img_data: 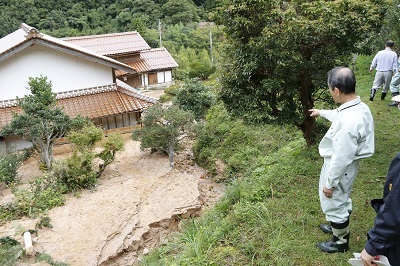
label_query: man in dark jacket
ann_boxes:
[360,152,400,266]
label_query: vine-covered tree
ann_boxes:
[215,0,387,145]
[1,76,87,169]
[132,104,194,168]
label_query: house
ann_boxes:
[62,32,179,89]
[0,23,157,151]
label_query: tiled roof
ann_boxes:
[62,32,151,56]
[0,83,157,129]
[0,23,134,73]
[115,48,178,76]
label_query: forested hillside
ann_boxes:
[0,0,218,38]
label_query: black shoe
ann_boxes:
[369,89,376,101]
[381,92,387,100]
[316,239,349,253]
[317,233,350,253]
[319,223,332,234]
[388,101,398,106]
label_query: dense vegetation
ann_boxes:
[215,0,387,146]
[0,0,219,38]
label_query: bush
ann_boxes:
[0,150,25,185]
[0,237,23,265]
[12,174,65,217]
[53,151,97,192]
[164,82,182,96]
[188,62,215,80]
[54,126,124,192]
[174,78,215,120]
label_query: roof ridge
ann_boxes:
[19,23,33,33]
[62,31,140,40]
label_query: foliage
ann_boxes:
[193,103,300,176]
[97,134,125,175]
[214,0,388,145]
[11,174,66,218]
[35,253,69,266]
[36,216,53,229]
[170,44,218,80]
[53,124,124,192]
[0,236,23,266]
[164,82,181,96]
[0,149,24,185]
[0,173,65,221]
[0,76,89,169]
[0,125,124,223]
[53,151,98,192]
[357,0,400,55]
[174,78,215,120]
[0,0,218,38]
[56,126,98,190]
[67,124,103,152]
[162,0,200,25]
[132,103,194,168]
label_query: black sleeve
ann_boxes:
[365,153,400,255]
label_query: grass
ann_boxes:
[140,55,400,266]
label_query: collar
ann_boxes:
[337,96,361,112]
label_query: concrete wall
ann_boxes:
[4,135,33,151]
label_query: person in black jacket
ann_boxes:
[360,152,400,266]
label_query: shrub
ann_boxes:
[0,236,23,265]
[54,125,124,192]
[0,150,25,185]
[53,151,97,192]
[174,78,215,120]
[164,82,182,96]
[12,173,65,217]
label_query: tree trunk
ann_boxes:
[298,69,316,147]
[168,146,174,169]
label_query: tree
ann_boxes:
[174,78,215,120]
[162,0,200,25]
[1,76,87,169]
[214,0,387,146]
[132,104,194,168]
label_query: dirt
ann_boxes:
[0,89,225,266]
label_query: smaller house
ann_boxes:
[63,32,179,89]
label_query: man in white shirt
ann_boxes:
[369,40,398,101]
[388,58,400,106]
[309,67,375,253]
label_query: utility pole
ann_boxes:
[209,29,213,66]
[158,20,162,47]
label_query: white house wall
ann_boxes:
[157,71,165,83]
[156,71,172,84]
[0,44,113,101]
[165,70,172,82]
[142,73,148,86]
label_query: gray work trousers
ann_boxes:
[319,158,359,224]
[372,71,393,93]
